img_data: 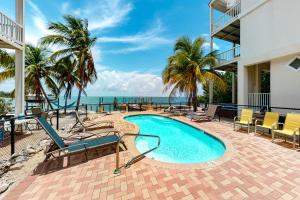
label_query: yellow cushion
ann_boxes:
[284,113,300,132]
[239,109,253,123]
[262,112,279,129]
[257,124,273,129]
[238,120,250,125]
[273,129,299,136]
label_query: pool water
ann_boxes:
[124,115,226,164]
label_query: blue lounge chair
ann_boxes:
[37,117,123,163]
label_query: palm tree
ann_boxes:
[162,36,226,112]
[0,50,15,96]
[41,15,97,111]
[0,46,59,108]
[53,56,79,113]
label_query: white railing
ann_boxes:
[212,1,241,34]
[248,93,270,110]
[216,45,240,66]
[0,11,23,46]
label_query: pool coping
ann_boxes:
[120,113,235,170]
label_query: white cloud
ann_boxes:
[99,20,172,53]
[26,0,50,45]
[60,0,133,31]
[86,0,133,31]
[85,70,167,96]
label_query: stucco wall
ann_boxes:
[240,0,300,66]
[271,55,300,109]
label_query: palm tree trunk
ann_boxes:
[38,79,53,110]
[76,78,83,111]
[64,96,68,114]
[192,84,198,112]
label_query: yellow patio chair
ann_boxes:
[272,113,300,149]
[255,112,279,134]
[234,109,254,134]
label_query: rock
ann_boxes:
[10,162,23,170]
[18,149,29,157]
[15,155,28,163]
[0,182,9,194]
[0,161,11,177]
[26,145,36,155]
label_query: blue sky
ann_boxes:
[0,0,227,96]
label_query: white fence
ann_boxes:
[212,1,241,34]
[0,11,23,46]
[248,93,270,110]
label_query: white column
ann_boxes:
[209,81,214,104]
[237,61,248,105]
[15,0,25,115]
[232,72,236,104]
[209,6,214,51]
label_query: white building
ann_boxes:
[0,0,25,115]
[209,0,300,110]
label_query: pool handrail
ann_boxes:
[114,133,160,174]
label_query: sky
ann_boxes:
[0,0,228,97]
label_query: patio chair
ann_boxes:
[272,113,300,149]
[32,107,54,125]
[69,110,114,132]
[37,117,124,163]
[191,105,219,122]
[234,109,254,134]
[254,112,279,134]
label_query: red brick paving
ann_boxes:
[4,112,300,200]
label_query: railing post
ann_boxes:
[85,104,88,119]
[56,109,59,130]
[10,118,15,155]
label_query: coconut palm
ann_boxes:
[0,46,59,108]
[162,36,226,112]
[52,56,79,113]
[0,50,15,90]
[41,15,97,111]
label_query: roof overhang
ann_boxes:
[209,0,228,12]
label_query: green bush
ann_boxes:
[0,98,12,115]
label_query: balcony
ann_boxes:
[215,46,240,71]
[0,11,24,49]
[211,1,241,44]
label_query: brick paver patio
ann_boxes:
[4,112,300,200]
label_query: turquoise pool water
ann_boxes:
[124,115,226,164]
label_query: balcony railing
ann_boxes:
[248,93,270,110]
[0,11,24,46]
[216,45,240,66]
[212,1,241,34]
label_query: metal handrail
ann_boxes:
[114,133,160,174]
[212,1,241,34]
[216,45,240,65]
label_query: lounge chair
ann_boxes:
[164,106,176,113]
[254,112,279,134]
[37,117,123,163]
[191,105,218,122]
[272,113,300,149]
[70,110,114,132]
[234,109,254,134]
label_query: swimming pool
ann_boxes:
[124,115,226,164]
